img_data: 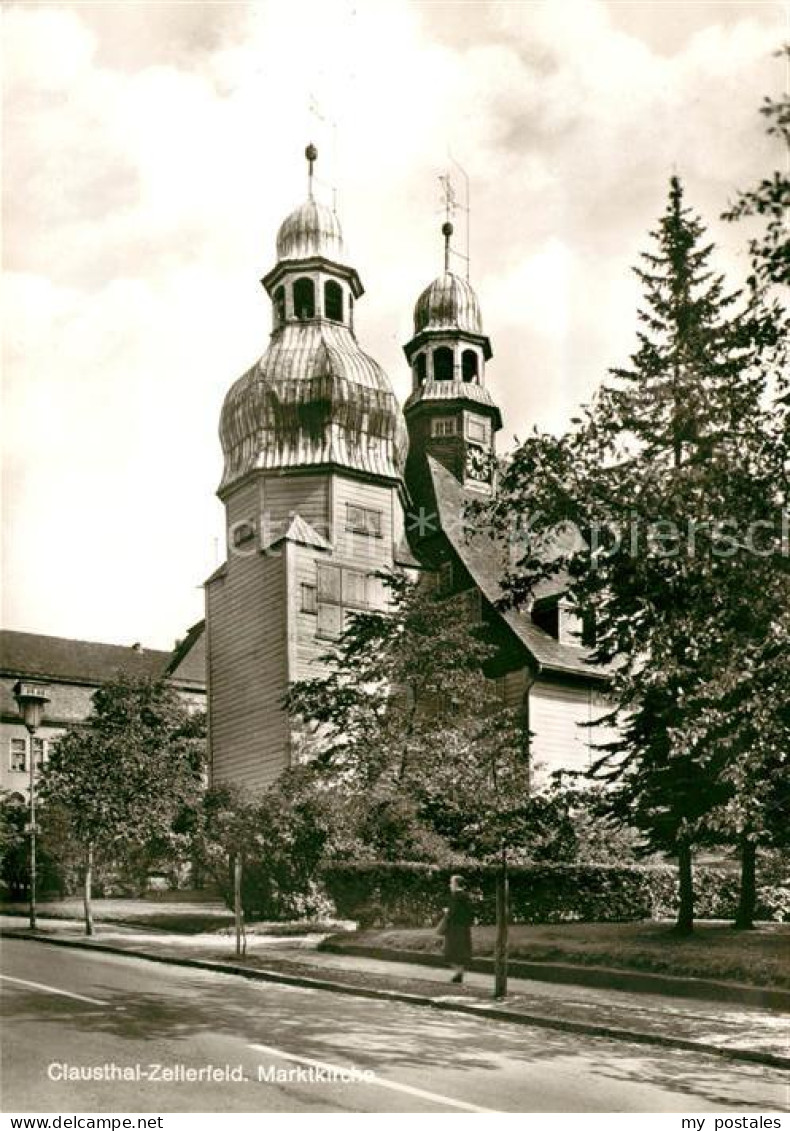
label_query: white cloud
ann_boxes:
[2,0,784,646]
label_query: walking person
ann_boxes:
[438,874,474,984]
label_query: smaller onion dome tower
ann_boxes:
[403,221,502,515]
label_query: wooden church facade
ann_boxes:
[205,149,612,792]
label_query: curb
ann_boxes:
[4,930,789,1072]
[319,942,790,1012]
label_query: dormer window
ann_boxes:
[462,349,479,382]
[293,277,315,319]
[433,346,453,381]
[324,279,343,322]
[532,598,559,639]
[273,286,286,327]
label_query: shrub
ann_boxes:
[320,860,790,925]
[321,862,667,926]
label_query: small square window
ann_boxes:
[365,509,382,537]
[317,563,342,603]
[33,738,46,768]
[231,521,255,547]
[317,603,343,639]
[10,738,26,773]
[431,417,457,438]
[343,569,368,608]
[346,504,365,531]
[315,564,369,639]
[346,504,382,537]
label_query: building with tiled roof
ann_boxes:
[0,626,205,800]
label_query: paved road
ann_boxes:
[1,939,787,1113]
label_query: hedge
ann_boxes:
[320,861,787,926]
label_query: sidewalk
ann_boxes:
[2,915,787,1069]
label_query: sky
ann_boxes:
[2,0,787,651]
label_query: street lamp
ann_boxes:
[13,681,50,930]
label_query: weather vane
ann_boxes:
[437,155,471,279]
[308,93,339,212]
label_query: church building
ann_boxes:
[205,147,612,792]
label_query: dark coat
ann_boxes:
[441,891,474,966]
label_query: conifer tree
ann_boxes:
[487,177,773,932]
[696,52,790,928]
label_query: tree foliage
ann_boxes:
[199,773,333,921]
[39,676,205,930]
[484,176,785,931]
[722,46,790,292]
[286,570,570,864]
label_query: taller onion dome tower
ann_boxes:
[403,221,502,517]
[207,146,411,792]
[219,144,407,491]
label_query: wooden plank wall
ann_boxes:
[331,478,397,566]
[262,475,330,544]
[529,679,615,783]
[207,478,290,790]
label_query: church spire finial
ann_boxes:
[442,220,453,273]
[305,143,318,201]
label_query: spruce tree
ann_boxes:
[488,176,772,933]
[699,53,790,928]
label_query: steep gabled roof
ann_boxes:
[164,620,206,689]
[427,457,608,682]
[0,630,172,686]
[262,513,333,553]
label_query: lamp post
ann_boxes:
[13,681,50,930]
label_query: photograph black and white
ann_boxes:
[1,0,788,1120]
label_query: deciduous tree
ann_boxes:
[40,676,205,934]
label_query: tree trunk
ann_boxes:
[734,838,757,931]
[494,846,509,999]
[83,843,94,937]
[234,854,245,958]
[673,839,694,935]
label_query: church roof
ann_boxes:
[414,271,483,335]
[219,321,408,491]
[276,199,344,262]
[427,457,609,682]
[403,377,502,425]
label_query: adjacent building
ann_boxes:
[0,628,206,800]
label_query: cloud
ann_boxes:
[2,0,784,646]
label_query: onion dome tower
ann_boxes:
[207,146,411,792]
[403,221,502,515]
[219,145,407,490]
